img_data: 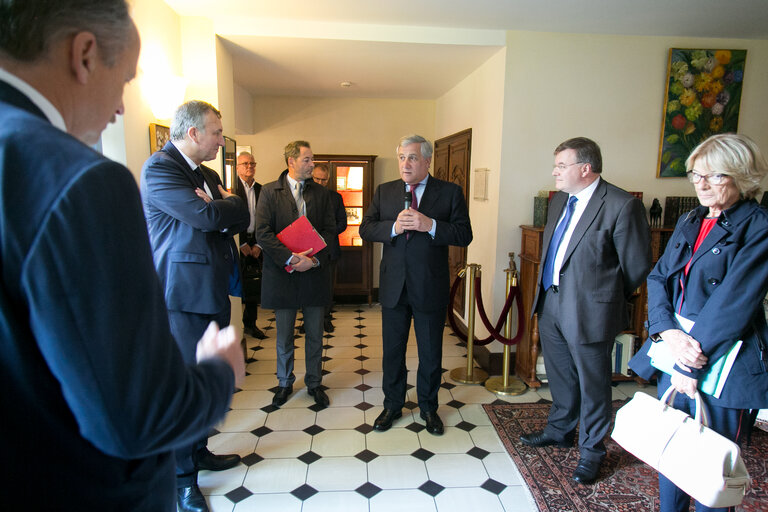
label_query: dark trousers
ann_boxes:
[537,287,613,461]
[168,307,231,488]
[241,253,261,328]
[323,259,338,321]
[657,373,746,512]
[381,285,446,413]
[274,306,324,389]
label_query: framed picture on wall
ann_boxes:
[149,123,170,154]
[656,48,747,178]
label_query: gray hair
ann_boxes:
[686,133,768,200]
[397,134,433,159]
[170,100,221,141]
[0,0,134,66]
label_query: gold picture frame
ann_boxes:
[149,123,170,154]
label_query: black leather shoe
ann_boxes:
[177,484,208,512]
[244,325,267,340]
[572,458,601,484]
[272,385,293,406]
[519,430,574,448]
[323,319,335,333]
[308,387,330,408]
[373,408,402,431]
[420,410,444,436]
[196,447,240,471]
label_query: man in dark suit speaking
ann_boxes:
[360,134,472,436]
[519,137,651,484]
[141,100,249,511]
[0,2,244,510]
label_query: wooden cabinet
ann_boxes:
[313,154,376,304]
[515,225,660,387]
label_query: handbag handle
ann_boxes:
[660,386,711,428]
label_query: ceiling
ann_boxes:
[163,0,768,99]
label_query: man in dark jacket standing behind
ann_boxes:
[255,140,336,409]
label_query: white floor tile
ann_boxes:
[305,457,368,491]
[216,409,267,432]
[498,485,538,512]
[321,371,364,389]
[434,487,505,512]
[230,390,273,409]
[233,493,302,512]
[469,425,506,453]
[367,454,428,489]
[315,406,366,429]
[301,491,370,512]
[366,427,421,455]
[265,407,317,431]
[242,458,307,493]
[426,453,489,487]
[418,427,475,454]
[369,489,437,512]
[326,387,365,407]
[310,429,366,457]
[255,430,312,458]
[483,452,524,486]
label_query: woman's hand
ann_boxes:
[671,371,698,399]
[659,329,708,370]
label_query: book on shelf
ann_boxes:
[663,196,698,227]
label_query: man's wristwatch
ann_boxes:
[312,257,319,268]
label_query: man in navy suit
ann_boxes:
[520,137,651,485]
[141,100,250,512]
[0,1,244,510]
[360,134,473,436]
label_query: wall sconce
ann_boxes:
[139,43,187,121]
[473,168,489,201]
[140,73,187,121]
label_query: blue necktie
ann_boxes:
[542,196,578,290]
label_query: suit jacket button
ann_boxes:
[708,278,720,285]
[712,247,721,254]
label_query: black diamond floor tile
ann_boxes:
[323,344,333,350]
[446,399,466,409]
[304,424,325,436]
[467,446,490,460]
[251,426,273,437]
[354,333,367,338]
[321,368,331,376]
[481,478,506,495]
[323,333,335,339]
[252,345,264,351]
[355,423,374,434]
[354,449,378,463]
[355,482,382,499]
[455,421,476,432]
[440,381,456,390]
[354,324,365,329]
[406,422,426,433]
[418,480,445,497]
[260,404,279,414]
[354,368,370,375]
[354,401,374,411]
[354,355,369,361]
[241,453,264,466]
[410,448,434,461]
[225,485,253,504]
[298,450,322,464]
[490,398,509,406]
[354,343,367,349]
[355,383,372,392]
[308,402,327,412]
[321,356,332,362]
[404,400,418,410]
[406,383,415,391]
[291,484,319,501]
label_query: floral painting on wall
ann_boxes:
[657,48,747,178]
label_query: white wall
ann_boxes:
[434,48,507,338]
[496,30,768,311]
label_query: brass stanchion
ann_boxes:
[485,253,527,395]
[451,263,488,384]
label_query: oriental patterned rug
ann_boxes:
[484,400,767,512]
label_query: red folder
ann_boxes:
[277,216,327,272]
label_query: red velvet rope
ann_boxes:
[447,271,525,346]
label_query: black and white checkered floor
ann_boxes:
[201,304,646,512]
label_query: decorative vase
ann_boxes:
[533,196,548,227]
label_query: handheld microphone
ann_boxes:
[404,191,412,210]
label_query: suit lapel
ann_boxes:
[562,179,606,265]
[415,175,438,213]
[162,141,201,189]
[542,193,567,256]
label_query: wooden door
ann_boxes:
[433,129,471,316]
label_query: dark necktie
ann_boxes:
[193,167,204,189]
[407,183,420,240]
[542,196,578,290]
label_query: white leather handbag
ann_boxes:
[611,387,751,508]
